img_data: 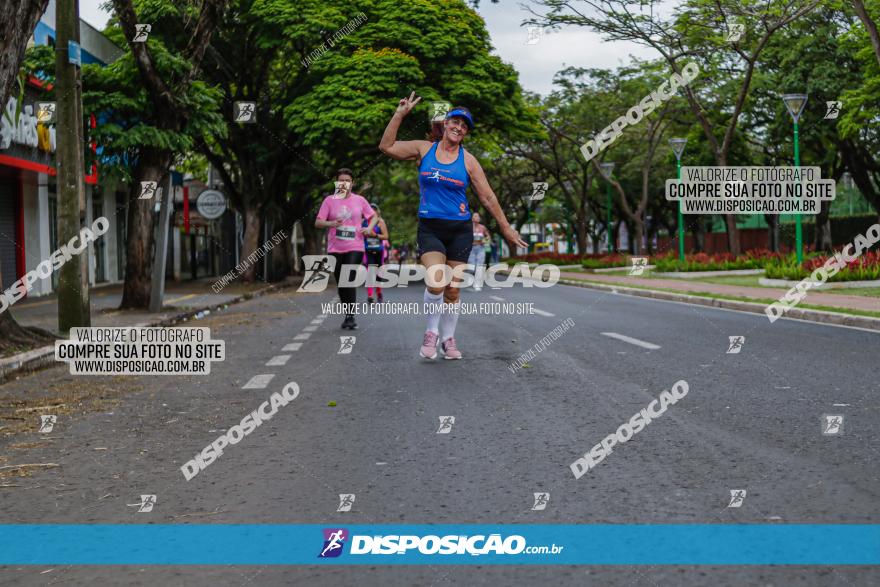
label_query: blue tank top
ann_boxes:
[418,142,471,220]
[362,218,383,251]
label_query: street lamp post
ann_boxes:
[669,138,687,261]
[782,93,808,264]
[600,162,615,253]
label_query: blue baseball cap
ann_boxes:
[445,108,474,130]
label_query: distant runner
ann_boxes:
[379,92,527,360]
[468,212,490,291]
[363,202,389,303]
[315,168,377,330]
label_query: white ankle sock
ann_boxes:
[424,289,443,334]
[439,301,460,342]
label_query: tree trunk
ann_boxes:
[725,214,741,255]
[0,0,50,104]
[765,214,779,252]
[272,227,292,279]
[0,0,53,353]
[239,204,262,282]
[0,257,55,353]
[814,200,833,251]
[692,218,706,253]
[574,209,587,256]
[120,150,169,309]
[633,220,645,255]
[852,0,880,67]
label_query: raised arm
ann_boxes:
[465,152,528,250]
[379,92,432,161]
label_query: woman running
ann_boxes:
[315,168,378,330]
[379,92,527,359]
[363,202,390,303]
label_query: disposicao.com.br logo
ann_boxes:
[318,529,563,558]
[298,255,559,292]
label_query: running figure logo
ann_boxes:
[36,102,56,124]
[337,494,355,512]
[437,416,455,434]
[128,494,157,513]
[338,336,356,354]
[318,528,348,558]
[726,23,745,43]
[132,24,151,42]
[139,181,158,200]
[298,255,336,293]
[38,415,56,433]
[629,257,648,276]
[727,489,746,508]
[525,26,542,45]
[531,492,549,511]
[824,101,842,120]
[429,170,441,182]
[431,101,451,123]
[822,414,843,435]
[727,336,745,354]
[529,182,548,201]
[234,102,256,123]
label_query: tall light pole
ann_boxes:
[782,93,808,264]
[669,138,687,261]
[600,162,615,253]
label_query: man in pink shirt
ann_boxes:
[315,168,377,329]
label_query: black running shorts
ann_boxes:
[417,218,473,262]
[364,250,383,266]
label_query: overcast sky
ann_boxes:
[78,0,656,96]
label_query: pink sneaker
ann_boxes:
[441,337,462,360]
[420,330,439,359]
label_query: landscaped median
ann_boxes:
[552,271,880,329]
[497,251,880,329]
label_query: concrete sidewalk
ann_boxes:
[561,270,880,313]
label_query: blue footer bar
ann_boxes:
[1,524,878,565]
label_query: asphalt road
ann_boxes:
[1,278,878,585]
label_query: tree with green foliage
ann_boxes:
[529,0,820,255]
[92,0,228,309]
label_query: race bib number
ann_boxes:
[336,226,356,240]
[473,232,484,242]
[366,237,382,249]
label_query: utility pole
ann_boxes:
[56,0,90,331]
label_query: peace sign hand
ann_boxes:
[396,91,422,117]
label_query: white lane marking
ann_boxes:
[601,332,661,350]
[532,308,555,317]
[490,296,505,301]
[303,325,318,332]
[294,333,311,340]
[490,287,501,290]
[282,342,303,352]
[266,355,291,366]
[310,319,323,324]
[242,374,275,389]
[832,403,850,407]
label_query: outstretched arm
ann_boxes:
[465,153,528,250]
[379,92,431,161]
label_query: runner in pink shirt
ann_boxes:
[315,168,377,330]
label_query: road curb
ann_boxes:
[556,278,880,332]
[0,280,295,385]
